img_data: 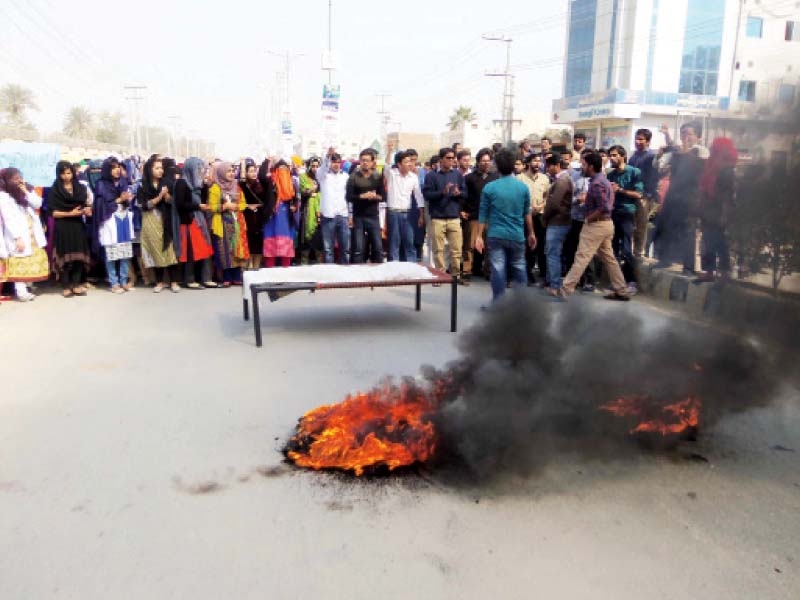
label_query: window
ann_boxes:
[787,21,800,41]
[738,80,756,102]
[778,84,796,105]
[746,16,763,38]
[679,0,725,96]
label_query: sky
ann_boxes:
[0,0,569,156]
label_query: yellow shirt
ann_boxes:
[515,171,549,215]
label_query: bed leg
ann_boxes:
[243,298,249,321]
[415,284,421,311]
[252,288,263,348]
[450,278,457,333]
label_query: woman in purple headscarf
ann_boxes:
[93,157,134,293]
[208,161,249,286]
[0,167,48,301]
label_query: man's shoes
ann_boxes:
[603,292,631,302]
[580,283,595,292]
[626,282,639,296]
[459,276,471,287]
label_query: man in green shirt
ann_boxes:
[607,145,643,294]
[475,149,537,301]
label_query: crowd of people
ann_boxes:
[0,120,736,304]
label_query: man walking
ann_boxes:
[424,147,467,283]
[562,151,630,301]
[384,149,425,262]
[474,149,536,301]
[318,147,351,264]
[463,148,498,281]
[628,129,658,257]
[542,154,573,297]
[347,148,384,263]
[607,145,644,294]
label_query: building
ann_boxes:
[552,0,800,159]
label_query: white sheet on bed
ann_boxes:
[242,263,438,298]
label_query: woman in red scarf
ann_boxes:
[696,138,737,282]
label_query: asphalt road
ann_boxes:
[1,278,798,599]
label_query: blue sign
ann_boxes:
[0,142,60,187]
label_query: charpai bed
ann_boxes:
[241,263,457,347]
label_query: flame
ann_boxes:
[286,383,438,476]
[599,395,700,436]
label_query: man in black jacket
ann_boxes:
[346,148,385,263]
[462,148,497,280]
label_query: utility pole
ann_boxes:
[483,35,520,146]
[376,93,392,144]
[323,0,334,86]
[123,85,147,155]
[268,49,305,154]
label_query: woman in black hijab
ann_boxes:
[48,161,91,296]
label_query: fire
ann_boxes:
[286,383,439,476]
[599,395,701,436]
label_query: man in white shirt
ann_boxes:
[317,147,351,264]
[384,149,425,262]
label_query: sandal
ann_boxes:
[73,287,88,296]
[186,282,202,290]
[153,283,165,293]
[62,289,74,298]
[170,283,181,293]
[111,286,125,294]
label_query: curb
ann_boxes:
[638,263,800,348]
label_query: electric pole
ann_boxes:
[376,93,392,144]
[483,35,520,146]
[123,85,147,155]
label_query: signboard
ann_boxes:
[321,84,341,149]
[0,142,60,187]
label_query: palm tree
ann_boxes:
[447,106,477,131]
[0,84,38,128]
[63,106,94,139]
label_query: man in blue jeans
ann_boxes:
[317,147,351,264]
[542,153,574,297]
[384,148,425,262]
[474,149,537,301]
[607,145,643,295]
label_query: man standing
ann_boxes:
[474,149,536,301]
[406,148,426,262]
[628,129,658,257]
[541,154,574,297]
[607,145,644,294]
[424,147,467,283]
[562,151,630,301]
[347,148,384,263]
[539,137,552,172]
[514,154,548,285]
[385,149,425,262]
[457,149,472,177]
[318,147,351,264]
[463,148,498,282]
[571,132,586,162]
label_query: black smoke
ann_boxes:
[419,294,789,479]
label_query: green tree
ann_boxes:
[95,111,127,145]
[0,83,38,128]
[63,105,94,139]
[729,165,800,291]
[447,106,477,131]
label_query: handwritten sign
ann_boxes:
[0,142,60,187]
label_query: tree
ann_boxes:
[95,111,127,145]
[0,83,38,128]
[63,106,94,139]
[729,165,800,292]
[447,106,477,131]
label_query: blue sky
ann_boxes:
[0,0,568,155]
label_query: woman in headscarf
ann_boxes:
[262,159,298,267]
[239,158,273,269]
[173,157,215,288]
[696,137,737,282]
[48,161,92,297]
[208,161,248,285]
[138,155,180,292]
[93,157,134,293]
[299,156,321,264]
[0,168,48,301]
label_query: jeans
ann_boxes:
[487,237,526,300]
[352,215,383,263]
[612,211,637,283]
[105,259,129,288]
[387,210,416,262]
[321,215,350,264]
[544,224,570,289]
